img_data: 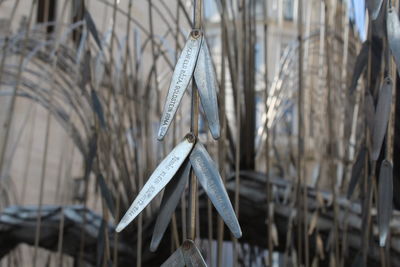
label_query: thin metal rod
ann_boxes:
[262,0,273,265]
[361,10,374,266]
[217,0,227,265]
[188,0,202,241]
[324,1,340,264]
[188,83,199,240]
[33,1,69,266]
[296,0,308,265]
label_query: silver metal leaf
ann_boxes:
[116,135,195,232]
[182,240,207,267]
[365,92,375,135]
[387,7,400,76]
[194,39,221,139]
[349,41,369,95]
[91,89,106,129]
[347,146,366,199]
[150,159,191,252]
[158,32,203,140]
[371,77,392,161]
[378,159,393,247]
[367,0,383,20]
[81,50,91,90]
[84,9,102,50]
[160,247,185,267]
[189,142,242,238]
[97,174,115,216]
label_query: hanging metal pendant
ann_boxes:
[116,134,195,232]
[367,0,383,20]
[378,159,393,247]
[160,247,185,267]
[194,38,221,140]
[150,159,191,252]
[161,240,207,267]
[181,239,207,267]
[158,31,203,140]
[364,91,375,135]
[189,142,242,238]
[347,146,366,199]
[371,77,392,161]
[349,41,369,95]
[387,7,400,76]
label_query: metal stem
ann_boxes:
[188,0,202,241]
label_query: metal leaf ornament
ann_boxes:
[119,9,228,263]
[190,142,241,238]
[371,77,392,161]
[160,239,207,267]
[367,0,383,20]
[116,133,242,249]
[150,159,191,252]
[378,159,393,247]
[347,146,366,199]
[387,6,400,76]
[116,134,195,232]
[194,40,221,139]
[349,41,369,95]
[158,30,221,140]
[84,8,102,50]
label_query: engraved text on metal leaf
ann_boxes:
[194,39,221,139]
[150,159,191,251]
[158,33,203,140]
[189,143,242,238]
[116,138,194,232]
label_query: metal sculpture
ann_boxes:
[116,0,240,265]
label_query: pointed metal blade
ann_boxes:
[189,143,242,238]
[150,159,191,252]
[367,0,383,20]
[194,39,221,139]
[364,92,375,135]
[387,7,400,76]
[116,135,195,232]
[349,41,369,95]
[347,146,366,199]
[371,77,392,161]
[182,240,208,267]
[160,247,185,267]
[84,8,102,50]
[158,31,203,140]
[378,159,393,247]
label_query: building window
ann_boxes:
[282,0,294,21]
[37,0,57,33]
[204,0,218,21]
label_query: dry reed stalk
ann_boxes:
[20,105,37,204]
[216,0,228,265]
[361,11,374,266]
[324,1,341,265]
[0,0,27,177]
[186,0,202,243]
[56,142,76,267]
[232,0,243,264]
[262,0,274,264]
[33,1,70,266]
